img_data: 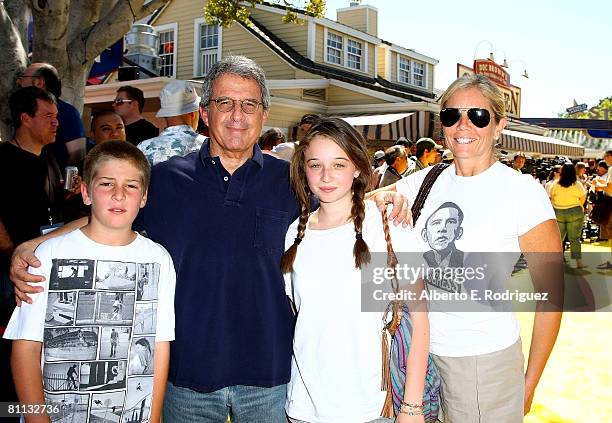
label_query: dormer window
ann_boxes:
[398,56,426,88]
[413,62,424,87]
[347,39,362,70]
[325,30,367,72]
[399,57,411,84]
[327,33,343,64]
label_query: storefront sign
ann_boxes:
[473,59,510,87]
[457,63,522,118]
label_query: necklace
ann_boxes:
[12,137,22,149]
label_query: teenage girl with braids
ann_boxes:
[281,117,429,423]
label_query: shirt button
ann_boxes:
[211,160,216,165]
[223,176,229,181]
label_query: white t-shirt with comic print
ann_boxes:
[4,229,176,423]
[395,161,555,357]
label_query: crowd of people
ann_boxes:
[371,139,612,271]
[0,55,610,423]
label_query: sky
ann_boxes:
[322,0,611,118]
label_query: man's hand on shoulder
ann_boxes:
[10,239,45,305]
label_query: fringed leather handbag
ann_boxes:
[379,163,448,421]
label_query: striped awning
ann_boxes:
[340,111,433,141]
[501,129,585,157]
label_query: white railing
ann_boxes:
[201,50,219,76]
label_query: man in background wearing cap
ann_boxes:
[138,80,205,166]
[442,149,454,165]
[370,150,386,190]
[405,137,441,176]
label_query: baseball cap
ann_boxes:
[416,137,442,150]
[273,141,297,162]
[374,150,385,160]
[395,137,413,147]
[156,80,201,117]
[442,150,454,161]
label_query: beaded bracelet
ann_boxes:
[399,402,424,416]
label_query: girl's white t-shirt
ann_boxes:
[284,202,411,423]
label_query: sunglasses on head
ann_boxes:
[440,108,491,128]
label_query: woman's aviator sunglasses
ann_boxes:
[440,108,491,128]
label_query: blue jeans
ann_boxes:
[554,206,584,259]
[163,381,287,422]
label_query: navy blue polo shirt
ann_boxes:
[134,140,300,392]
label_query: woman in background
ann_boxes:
[550,163,587,268]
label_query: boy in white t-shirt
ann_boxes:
[4,141,176,423]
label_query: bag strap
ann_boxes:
[410,163,450,224]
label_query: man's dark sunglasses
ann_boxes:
[440,108,491,128]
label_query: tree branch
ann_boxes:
[134,0,169,21]
[68,0,106,46]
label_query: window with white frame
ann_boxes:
[412,61,425,87]
[157,28,176,77]
[347,39,362,70]
[194,18,221,77]
[398,56,427,88]
[399,57,411,83]
[326,32,342,65]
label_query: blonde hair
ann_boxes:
[439,74,506,122]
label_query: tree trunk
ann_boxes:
[0,0,170,142]
[0,1,29,142]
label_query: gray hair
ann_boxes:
[200,56,270,110]
[384,145,406,166]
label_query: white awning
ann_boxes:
[341,112,413,126]
[501,129,585,157]
[339,112,432,141]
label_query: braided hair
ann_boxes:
[280,117,373,273]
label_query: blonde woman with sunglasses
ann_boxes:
[370,74,563,422]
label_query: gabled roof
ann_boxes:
[257,2,437,65]
[243,16,436,102]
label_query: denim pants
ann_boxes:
[290,418,393,423]
[163,381,287,422]
[554,206,584,259]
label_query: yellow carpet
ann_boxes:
[519,241,611,422]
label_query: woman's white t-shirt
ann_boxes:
[395,161,555,357]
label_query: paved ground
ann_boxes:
[519,240,612,422]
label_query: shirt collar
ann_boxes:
[162,124,197,134]
[199,138,264,168]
